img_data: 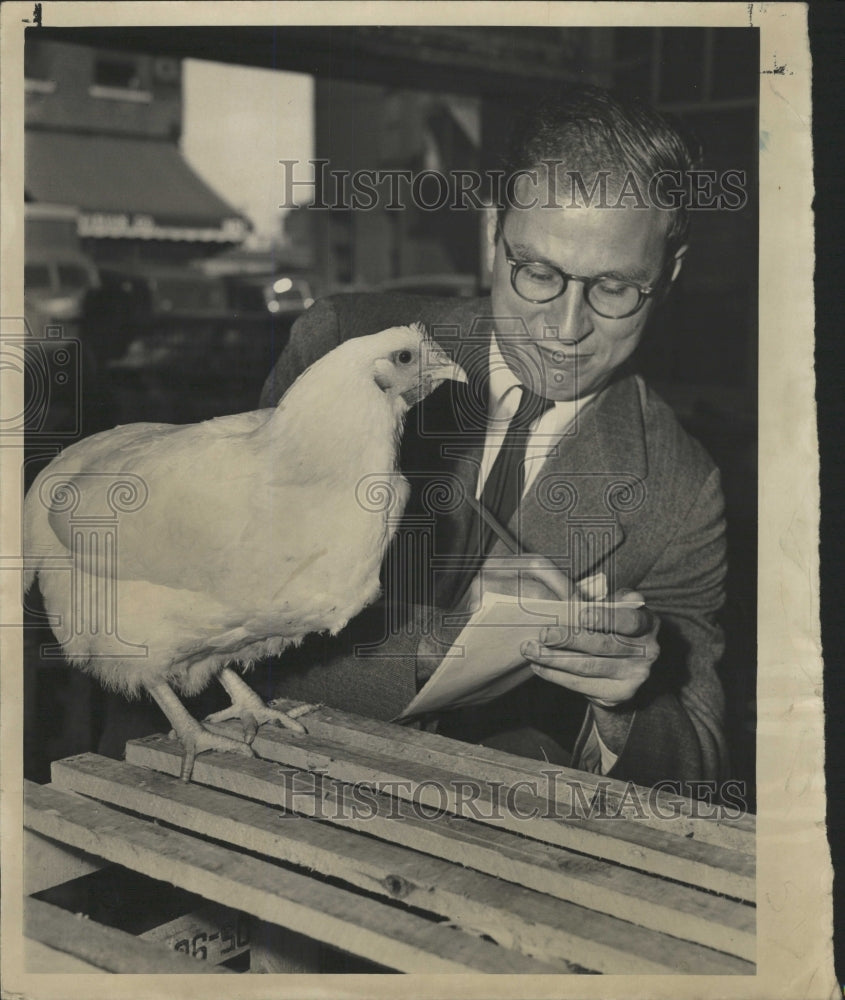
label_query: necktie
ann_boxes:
[449,385,554,606]
[479,385,555,541]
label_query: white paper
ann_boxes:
[397,591,644,720]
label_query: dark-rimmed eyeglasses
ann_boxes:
[497,225,661,320]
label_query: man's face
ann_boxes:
[489,182,683,401]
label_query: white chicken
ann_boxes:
[24,324,465,779]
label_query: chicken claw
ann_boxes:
[179,727,254,782]
[143,679,254,781]
[207,667,311,744]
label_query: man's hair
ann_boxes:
[500,84,700,259]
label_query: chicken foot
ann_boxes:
[144,678,254,782]
[204,667,312,745]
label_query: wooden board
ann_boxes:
[139,903,250,966]
[179,722,755,900]
[25,938,109,973]
[24,780,567,975]
[24,829,106,895]
[117,742,755,962]
[271,700,755,852]
[25,698,757,977]
[25,898,233,974]
[50,754,754,972]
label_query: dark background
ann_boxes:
[810,2,845,990]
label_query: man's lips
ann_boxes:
[534,342,593,364]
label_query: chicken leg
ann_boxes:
[144,678,254,782]
[204,667,313,745]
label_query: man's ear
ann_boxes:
[484,208,499,274]
[669,244,688,285]
[654,244,688,306]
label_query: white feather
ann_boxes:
[23,325,449,700]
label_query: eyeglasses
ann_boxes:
[497,226,661,320]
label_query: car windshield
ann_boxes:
[153,276,227,312]
[25,264,51,289]
[56,264,92,290]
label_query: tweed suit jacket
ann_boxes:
[259,293,729,787]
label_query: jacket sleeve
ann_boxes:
[261,602,424,722]
[573,465,729,787]
[259,298,344,407]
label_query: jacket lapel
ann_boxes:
[403,316,492,494]
[400,304,651,596]
[514,375,649,586]
[398,322,492,607]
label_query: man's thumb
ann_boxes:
[577,572,608,601]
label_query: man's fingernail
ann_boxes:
[581,608,596,628]
[520,641,536,658]
[541,627,562,644]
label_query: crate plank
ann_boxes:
[139,902,250,966]
[249,924,326,973]
[24,898,233,974]
[121,741,755,962]
[23,780,566,975]
[50,754,753,972]
[271,700,755,853]
[26,937,107,973]
[181,724,755,900]
[24,829,106,895]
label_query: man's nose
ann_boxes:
[541,282,593,344]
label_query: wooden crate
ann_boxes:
[24,700,756,975]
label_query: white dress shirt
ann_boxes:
[475,334,592,498]
[476,334,617,774]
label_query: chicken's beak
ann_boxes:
[424,341,468,384]
[399,339,468,407]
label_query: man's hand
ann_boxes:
[416,553,579,684]
[417,554,659,717]
[520,589,659,709]
[458,552,579,612]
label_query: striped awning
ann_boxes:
[26,130,250,243]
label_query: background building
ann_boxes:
[24,37,249,266]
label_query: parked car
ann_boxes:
[25,203,100,332]
[263,274,315,314]
[82,263,303,423]
[80,265,216,366]
[25,255,101,324]
[377,273,480,298]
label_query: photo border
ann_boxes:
[0,3,826,997]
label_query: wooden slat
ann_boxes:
[121,741,756,962]
[272,700,756,853]
[26,938,107,973]
[24,898,233,974]
[23,780,566,975]
[139,903,250,966]
[179,723,755,900]
[24,829,106,895]
[51,754,754,972]
[249,924,328,973]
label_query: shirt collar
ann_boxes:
[487,332,597,423]
[487,332,522,417]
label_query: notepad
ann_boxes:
[396,590,644,721]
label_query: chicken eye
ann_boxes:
[396,350,414,364]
